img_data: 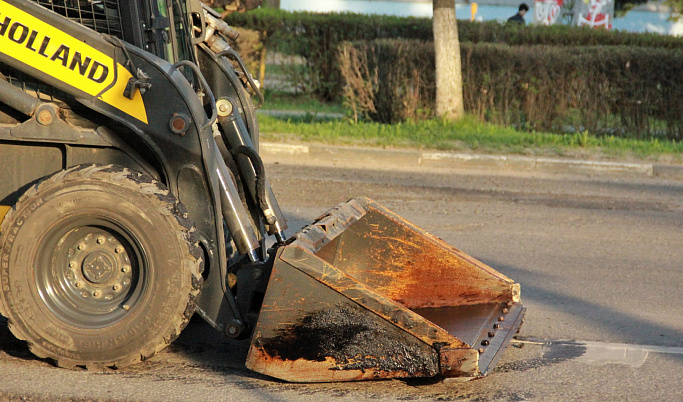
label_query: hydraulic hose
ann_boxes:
[231,145,272,225]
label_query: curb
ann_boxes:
[260,142,683,180]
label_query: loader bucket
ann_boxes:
[246,198,525,382]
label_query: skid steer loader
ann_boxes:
[0,0,525,382]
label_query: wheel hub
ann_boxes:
[37,223,144,328]
[82,253,116,284]
[64,231,134,301]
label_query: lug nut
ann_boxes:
[113,284,121,292]
[97,236,106,244]
[122,305,130,311]
[78,243,86,250]
[75,282,83,288]
[115,246,124,254]
[105,295,113,301]
[93,290,101,297]
[69,261,77,268]
[121,266,130,273]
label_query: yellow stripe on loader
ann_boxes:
[0,205,10,226]
[0,0,148,123]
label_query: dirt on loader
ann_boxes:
[258,304,438,376]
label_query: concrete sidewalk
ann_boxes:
[260,142,683,180]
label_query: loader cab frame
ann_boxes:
[34,0,200,64]
[117,0,196,63]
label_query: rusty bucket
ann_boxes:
[246,198,525,382]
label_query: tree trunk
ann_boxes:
[262,0,280,8]
[258,32,268,89]
[433,0,465,120]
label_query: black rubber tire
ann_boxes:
[0,165,203,369]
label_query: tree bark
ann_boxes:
[261,0,280,8]
[258,32,268,88]
[433,0,465,120]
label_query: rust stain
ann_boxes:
[281,246,466,347]
[316,208,515,310]
[439,347,480,378]
[247,349,427,382]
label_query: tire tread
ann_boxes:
[0,164,204,370]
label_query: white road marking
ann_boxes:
[513,338,683,368]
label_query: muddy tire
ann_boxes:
[0,165,203,369]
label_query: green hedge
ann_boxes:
[459,20,683,48]
[339,40,683,141]
[226,9,683,140]
[226,9,683,100]
[225,9,683,48]
[225,9,433,99]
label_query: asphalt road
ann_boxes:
[1,160,682,401]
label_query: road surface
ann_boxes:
[1,160,682,401]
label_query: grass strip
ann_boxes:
[258,114,683,161]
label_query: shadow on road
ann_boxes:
[0,316,43,363]
[486,260,683,349]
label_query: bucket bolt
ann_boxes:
[37,109,53,125]
[252,268,263,281]
[224,320,244,339]
[481,340,490,346]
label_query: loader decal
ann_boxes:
[0,1,148,124]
